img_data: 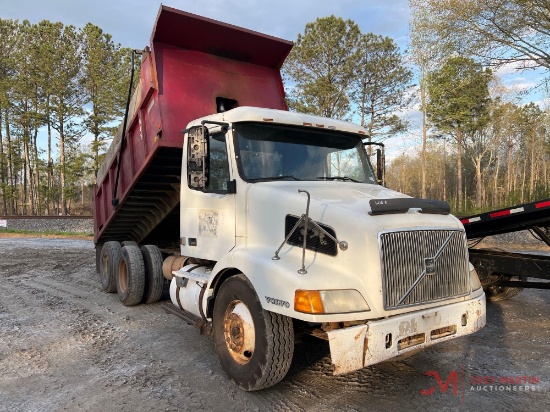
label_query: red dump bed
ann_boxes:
[93,6,292,245]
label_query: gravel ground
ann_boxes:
[0,238,549,412]
[0,218,93,234]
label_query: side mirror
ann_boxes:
[187,126,209,190]
[363,141,385,186]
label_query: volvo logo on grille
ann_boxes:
[424,257,436,276]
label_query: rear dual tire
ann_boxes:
[117,245,145,306]
[100,242,164,305]
[140,245,164,304]
[100,242,121,293]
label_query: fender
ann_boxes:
[207,247,300,319]
[206,246,374,323]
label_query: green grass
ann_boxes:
[0,228,94,237]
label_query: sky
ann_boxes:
[0,0,546,159]
[0,0,411,49]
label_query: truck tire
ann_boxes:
[486,275,523,302]
[100,241,121,293]
[140,245,164,304]
[121,241,138,247]
[117,245,145,306]
[213,274,294,391]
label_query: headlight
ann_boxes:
[469,262,482,291]
[294,289,370,314]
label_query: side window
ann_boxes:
[207,132,230,191]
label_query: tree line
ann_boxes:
[283,3,550,214]
[0,19,131,216]
[2,2,549,216]
[406,0,550,213]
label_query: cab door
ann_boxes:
[180,125,236,261]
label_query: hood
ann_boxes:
[254,181,409,214]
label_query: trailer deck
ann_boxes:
[461,198,550,293]
[460,198,550,240]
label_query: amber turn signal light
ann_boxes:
[294,290,325,314]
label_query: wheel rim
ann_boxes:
[118,259,128,293]
[223,300,255,365]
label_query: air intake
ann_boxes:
[285,215,337,256]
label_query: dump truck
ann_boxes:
[93,6,486,391]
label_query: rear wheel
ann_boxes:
[99,242,121,293]
[117,245,145,306]
[486,275,524,302]
[140,245,164,304]
[213,274,294,391]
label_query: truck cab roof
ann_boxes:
[187,107,370,137]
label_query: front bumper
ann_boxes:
[327,293,486,374]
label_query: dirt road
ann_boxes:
[1,238,549,411]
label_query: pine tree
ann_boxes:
[48,24,85,215]
[283,16,361,119]
[350,33,412,142]
[81,23,131,177]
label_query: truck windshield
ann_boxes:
[234,123,377,183]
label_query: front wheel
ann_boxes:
[213,274,294,391]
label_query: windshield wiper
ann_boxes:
[316,176,360,183]
[249,175,302,182]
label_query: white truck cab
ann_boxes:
[168,106,486,390]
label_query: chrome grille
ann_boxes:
[380,229,470,309]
